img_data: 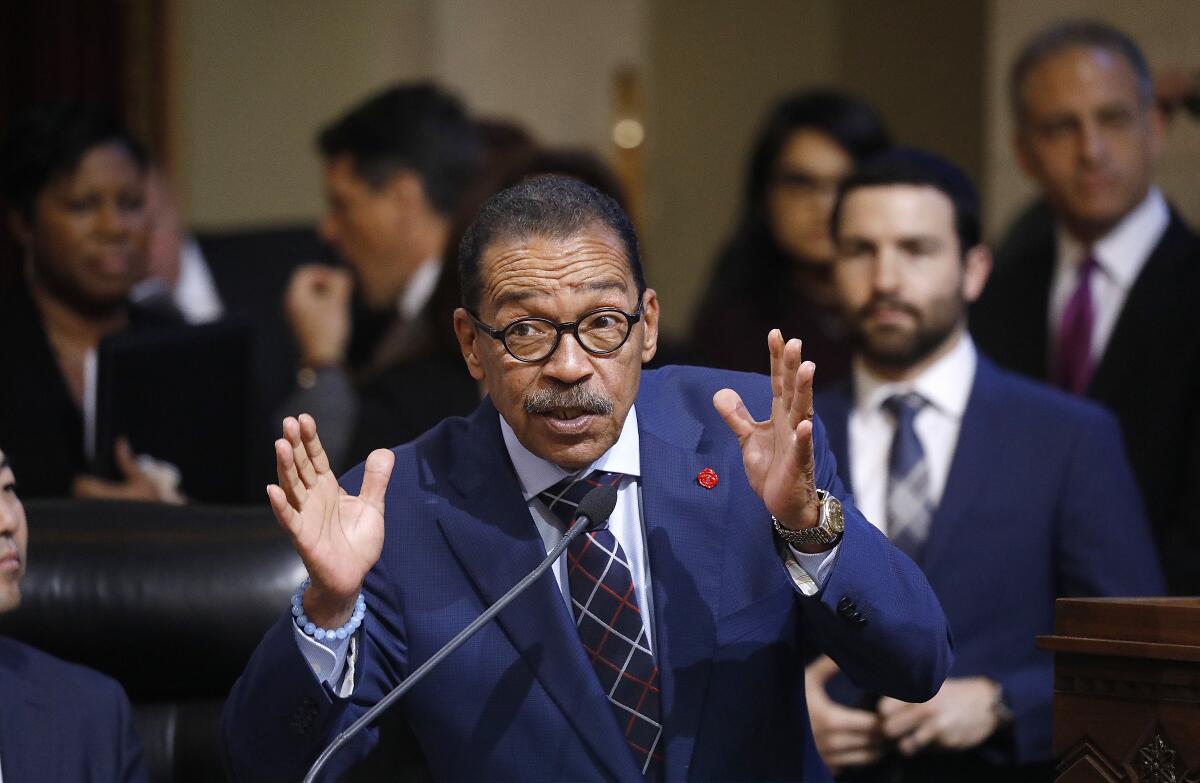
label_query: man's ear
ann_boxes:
[453,307,487,381]
[962,244,993,304]
[638,288,659,364]
[387,170,426,210]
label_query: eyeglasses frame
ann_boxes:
[467,299,645,363]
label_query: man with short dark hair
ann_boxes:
[222,175,954,781]
[971,20,1200,594]
[808,149,1163,782]
[0,447,149,782]
[281,82,482,469]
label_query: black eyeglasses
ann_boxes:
[468,302,643,363]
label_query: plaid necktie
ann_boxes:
[883,393,933,560]
[538,470,664,778]
[1053,253,1099,394]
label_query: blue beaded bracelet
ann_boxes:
[291,577,366,642]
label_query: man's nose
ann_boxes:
[0,499,17,536]
[1079,118,1107,165]
[871,251,902,293]
[542,331,593,385]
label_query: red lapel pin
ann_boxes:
[697,467,719,490]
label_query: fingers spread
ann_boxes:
[767,329,784,399]
[359,448,396,513]
[298,413,331,475]
[713,389,756,441]
[266,483,299,534]
[793,419,815,482]
[284,416,318,489]
[275,436,307,510]
[789,360,816,430]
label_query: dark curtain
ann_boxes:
[0,0,165,290]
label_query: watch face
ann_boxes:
[826,495,845,534]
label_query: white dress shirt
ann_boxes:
[296,403,838,686]
[1049,187,1169,365]
[397,257,441,322]
[848,333,976,535]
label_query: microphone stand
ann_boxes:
[302,512,596,783]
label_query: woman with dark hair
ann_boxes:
[690,89,890,384]
[0,100,182,500]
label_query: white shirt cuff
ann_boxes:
[779,541,841,596]
[293,621,356,696]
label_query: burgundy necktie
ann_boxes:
[538,470,663,778]
[1053,254,1099,394]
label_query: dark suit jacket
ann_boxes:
[0,284,178,498]
[816,355,1165,770]
[971,201,1200,594]
[222,365,953,781]
[0,636,147,782]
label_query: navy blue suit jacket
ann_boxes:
[223,365,952,781]
[815,355,1165,765]
[0,636,147,783]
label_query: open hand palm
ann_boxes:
[267,414,394,602]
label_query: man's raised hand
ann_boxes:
[713,329,821,539]
[266,414,394,627]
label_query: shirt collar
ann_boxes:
[500,405,642,501]
[852,332,976,419]
[1055,186,1169,289]
[396,257,442,322]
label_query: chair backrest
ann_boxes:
[0,499,304,783]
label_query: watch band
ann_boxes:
[772,490,844,547]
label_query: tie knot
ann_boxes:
[1078,253,1099,277]
[538,469,625,529]
[882,392,928,422]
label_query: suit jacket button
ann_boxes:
[854,613,868,626]
[837,596,854,612]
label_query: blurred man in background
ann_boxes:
[280,82,482,469]
[809,149,1163,782]
[971,20,1200,594]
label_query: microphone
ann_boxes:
[303,483,619,782]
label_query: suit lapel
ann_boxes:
[436,400,639,781]
[636,379,729,779]
[919,358,997,571]
[0,639,58,783]
[1088,212,1187,403]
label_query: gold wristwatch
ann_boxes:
[772,490,845,547]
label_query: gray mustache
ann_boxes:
[525,385,614,416]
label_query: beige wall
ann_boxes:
[169,1,434,228]
[169,0,645,230]
[643,0,839,334]
[984,0,1200,237]
[169,2,1200,332]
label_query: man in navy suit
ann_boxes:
[222,175,953,781]
[805,150,1164,782]
[0,447,148,782]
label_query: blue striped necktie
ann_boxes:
[883,393,933,560]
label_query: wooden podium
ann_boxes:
[1038,598,1200,782]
